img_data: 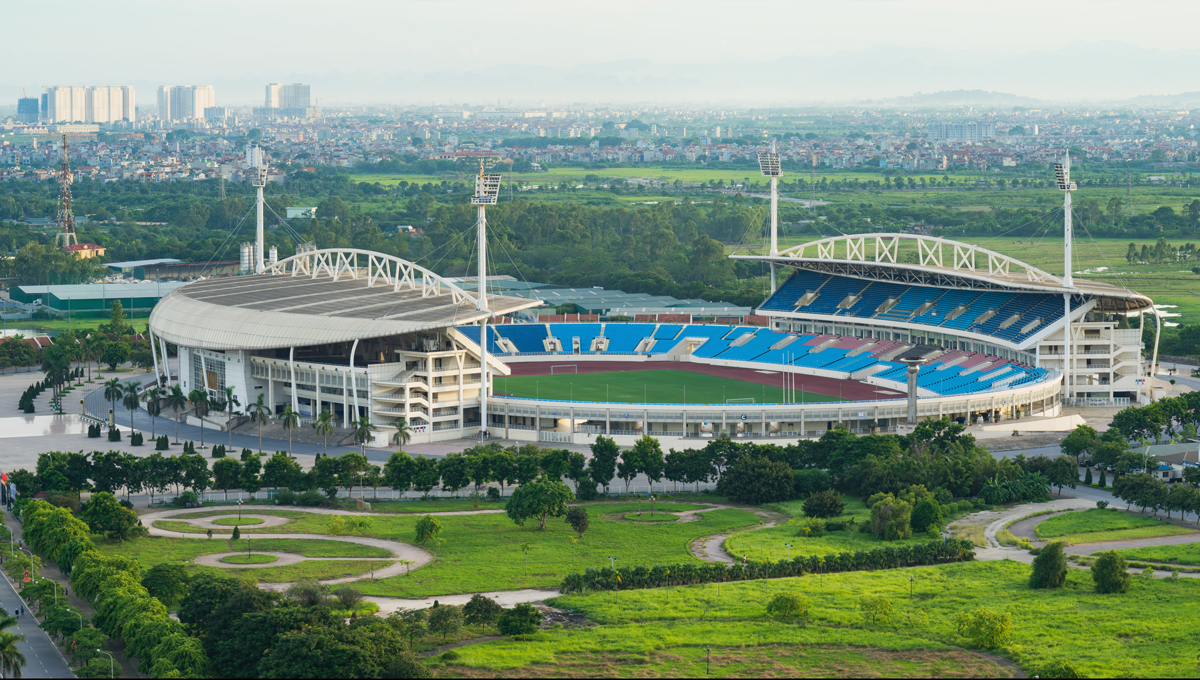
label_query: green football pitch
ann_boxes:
[495,369,845,405]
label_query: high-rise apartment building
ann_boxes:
[43,86,135,122]
[157,85,216,121]
[928,121,996,142]
[258,83,315,119]
[17,98,39,123]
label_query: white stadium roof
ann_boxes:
[149,249,540,350]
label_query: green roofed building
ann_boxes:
[11,282,187,312]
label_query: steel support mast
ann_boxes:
[55,135,77,248]
[249,145,268,273]
[472,162,501,437]
[758,143,782,293]
[1054,153,1077,402]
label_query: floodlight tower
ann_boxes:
[757,142,782,293]
[55,135,77,248]
[1054,151,1078,401]
[471,159,502,436]
[248,145,268,273]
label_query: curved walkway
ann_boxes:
[143,506,434,591]
[682,505,785,564]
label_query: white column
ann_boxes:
[314,367,322,416]
[149,328,162,387]
[769,175,778,293]
[349,338,361,424]
[1151,309,1163,399]
[159,337,172,385]
[342,368,350,428]
[480,319,489,436]
[289,347,299,416]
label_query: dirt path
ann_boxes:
[685,505,786,564]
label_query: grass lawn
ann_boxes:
[95,536,394,567]
[470,560,1200,678]
[211,517,264,526]
[586,502,709,515]
[497,369,842,405]
[623,513,679,522]
[1115,543,1200,566]
[1035,508,1193,541]
[204,560,392,583]
[221,554,279,564]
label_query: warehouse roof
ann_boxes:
[103,258,183,270]
[15,282,187,300]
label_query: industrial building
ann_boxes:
[12,282,186,312]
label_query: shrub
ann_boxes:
[765,592,810,625]
[1096,500,1109,509]
[174,491,200,508]
[1032,659,1083,679]
[792,468,831,497]
[1092,551,1132,594]
[802,489,845,519]
[439,650,460,662]
[275,490,297,504]
[497,602,543,639]
[933,488,954,505]
[1029,541,1068,589]
[956,499,974,512]
[719,456,795,505]
[211,444,226,459]
[859,595,894,625]
[869,494,912,540]
[107,428,121,442]
[297,490,326,507]
[956,607,1012,648]
[130,432,143,446]
[155,435,169,451]
[824,518,850,532]
[487,486,503,501]
[795,518,825,538]
[426,604,464,640]
[463,593,503,632]
[565,506,589,538]
[910,498,942,533]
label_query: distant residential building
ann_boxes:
[43,86,135,123]
[259,83,315,119]
[157,85,215,121]
[928,121,995,142]
[17,98,38,123]
[61,243,106,259]
[285,207,317,219]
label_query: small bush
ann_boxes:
[1031,659,1083,679]
[911,498,943,533]
[955,607,1012,648]
[573,482,598,501]
[107,428,121,442]
[439,650,460,662]
[275,489,298,504]
[859,595,894,625]
[1096,500,1109,509]
[802,489,845,519]
[1029,541,1068,589]
[956,499,974,512]
[155,435,169,450]
[824,518,850,532]
[211,444,226,458]
[765,592,810,625]
[298,490,326,507]
[792,468,831,497]
[130,432,143,446]
[795,518,825,538]
[174,491,200,507]
[1091,551,1132,594]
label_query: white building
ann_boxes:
[157,85,216,121]
[928,122,996,142]
[44,86,135,123]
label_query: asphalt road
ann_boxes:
[0,565,75,679]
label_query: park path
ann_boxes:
[682,505,786,564]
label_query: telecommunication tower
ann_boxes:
[1054,152,1078,401]
[248,145,268,273]
[55,135,78,248]
[757,142,781,293]
[471,158,502,437]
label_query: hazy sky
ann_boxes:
[8,0,1200,103]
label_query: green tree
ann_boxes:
[279,404,300,455]
[859,595,894,625]
[721,456,794,504]
[505,477,574,530]
[803,489,845,519]
[187,388,210,446]
[353,415,375,455]
[102,342,130,370]
[462,594,503,633]
[313,410,335,455]
[1046,455,1078,495]
[426,604,463,641]
[212,457,242,501]
[391,418,413,448]
[765,592,810,625]
[910,497,943,534]
[82,491,139,541]
[142,563,191,607]
[415,514,443,545]
[565,506,589,538]
[1029,541,1068,589]
[248,393,271,454]
[1092,551,1132,594]
[956,607,1012,648]
[223,385,240,449]
[1060,424,1099,464]
[588,436,620,493]
[0,631,27,680]
[166,385,188,444]
[121,380,141,429]
[102,377,123,419]
[384,451,415,495]
[144,385,162,439]
[497,602,542,639]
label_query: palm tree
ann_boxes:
[188,389,210,446]
[166,385,188,444]
[279,404,300,456]
[0,630,27,680]
[223,385,241,448]
[249,393,270,454]
[103,377,123,422]
[353,416,375,456]
[144,386,162,439]
[122,381,141,429]
[313,410,335,456]
[392,418,413,449]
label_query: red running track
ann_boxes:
[503,360,904,402]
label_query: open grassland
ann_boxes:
[95,536,393,566]
[198,560,392,583]
[468,560,1199,678]
[220,553,278,564]
[1035,508,1194,543]
[145,505,759,596]
[1115,543,1200,566]
[497,369,842,405]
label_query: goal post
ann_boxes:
[725,397,756,404]
[550,364,578,375]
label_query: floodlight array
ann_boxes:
[1053,162,1076,191]
[758,151,781,177]
[471,174,502,205]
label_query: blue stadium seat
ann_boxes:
[495,324,550,353]
[550,324,603,353]
[602,324,655,352]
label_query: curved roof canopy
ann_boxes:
[150,249,540,351]
[734,233,1152,312]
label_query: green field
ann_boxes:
[1116,543,1200,566]
[467,560,1197,678]
[496,369,843,405]
[1035,508,1193,542]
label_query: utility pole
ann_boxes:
[1054,151,1078,403]
[55,135,77,248]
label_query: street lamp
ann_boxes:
[908,574,915,599]
[608,556,617,569]
[237,498,242,522]
[71,609,83,632]
[97,649,115,679]
[784,543,793,560]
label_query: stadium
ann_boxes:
[145,158,1156,447]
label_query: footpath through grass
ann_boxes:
[497,369,842,405]
[1035,508,1196,543]
[437,559,1199,678]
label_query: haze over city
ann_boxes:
[6,0,1200,104]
